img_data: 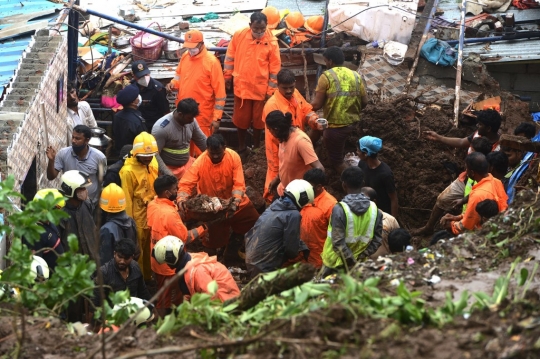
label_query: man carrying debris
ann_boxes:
[321,167,383,275]
[299,169,337,268]
[357,136,399,218]
[152,98,207,181]
[99,183,139,264]
[46,125,107,209]
[177,134,259,261]
[224,11,281,158]
[147,175,209,316]
[266,110,324,198]
[262,69,324,201]
[120,132,159,282]
[166,30,226,157]
[359,187,401,259]
[440,152,508,235]
[245,179,314,278]
[66,82,97,134]
[131,60,170,132]
[152,236,240,302]
[413,109,502,235]
[311,46,368,174]
[112,84,147,158]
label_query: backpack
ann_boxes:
[420,38,458,67]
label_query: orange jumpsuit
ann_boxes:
[184,252,240,302]
[169,48,226,157]
[262,89,318,200]
[223,28,281,100]
[178,148,259,248]
[147,196,207,309]
[451,174,508,235]
[300,189,337,268]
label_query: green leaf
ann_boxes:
[207,280,218,296]
[518,268,528,287]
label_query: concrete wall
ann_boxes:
[0,29,68,200]
[486,63,540,112]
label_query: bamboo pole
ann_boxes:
[405,0,440,92]
[453,0,467,127]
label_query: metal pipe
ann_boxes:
[316,0,331,81]
[405,0,440,92]
[72,4,354,55]
[453,0,467,127]
[445,33,540,46]
[68,0,80,82]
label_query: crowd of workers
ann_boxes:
[18,10,536,327]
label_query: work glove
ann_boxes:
[316,118,328,131]
[226,197,241,219]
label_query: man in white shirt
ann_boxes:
[67,83,97,136]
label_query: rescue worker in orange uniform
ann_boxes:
[147,175,209,316]
[120,132,159,281]
[262,69,326,201]
[166,30,226,157]
[177,134,259,261]
[223,12,281,157]
[300,168,337,268]
[441,152,508,235]
[152,236,240,302]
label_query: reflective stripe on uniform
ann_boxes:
[163,147,189,155]
[224,64,234,70]
[232,190,244,197]
[268,82,277,88]
[269,73,278,80]
[214,105,225,110]
[341,202,377,244]
[173,75,180,80]
[224,56,234,62]
[215,97,227,102]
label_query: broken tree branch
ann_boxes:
[224,263,316,312]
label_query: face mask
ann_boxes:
[168,191,178,202]
[251,30,265,39]
[188,48,200,57]
[76,188,88,201]
[72,143,86,154]
[136,95,142,108]
[137,75,150,87]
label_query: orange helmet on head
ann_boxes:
[305,15,324,34]
[261,6,280,30]
[285,11,305,30]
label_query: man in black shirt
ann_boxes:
[93,238,150,307]
[112,84,146,158]
[131,60,170,132]
[357,136,399,218]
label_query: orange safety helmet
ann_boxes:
[285,11,305,30]
[305,15,324,34]
[261,6,280,30]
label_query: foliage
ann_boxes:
[0,176,96,315]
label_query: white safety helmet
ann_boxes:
[112,297,155,327]
[31,255,50,281]
[284,179,314,209]
[59,170,91,198]
[152,236,185,266]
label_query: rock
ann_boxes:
[485,337,501,352]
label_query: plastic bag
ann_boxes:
[420,38,457,67]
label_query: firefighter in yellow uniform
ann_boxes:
[119,132,159,281]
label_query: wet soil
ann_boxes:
[184,194,231,222]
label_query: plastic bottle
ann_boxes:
[365,40,386,49]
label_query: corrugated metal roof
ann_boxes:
[0,0,62,92]
[435,0,540,63]
[462,38,540,63]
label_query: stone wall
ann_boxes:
[0,29,68,199]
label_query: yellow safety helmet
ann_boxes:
[261,6,280,30]
[305,15,324,34]
[132,132,158,157]
[33,188,66,208]
[285,11,305,30]
[100,183,126,213]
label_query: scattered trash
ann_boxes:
[407,258,415,265]
[390,278,400,286]
[229,267,247,274]
[405,245,414,252]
